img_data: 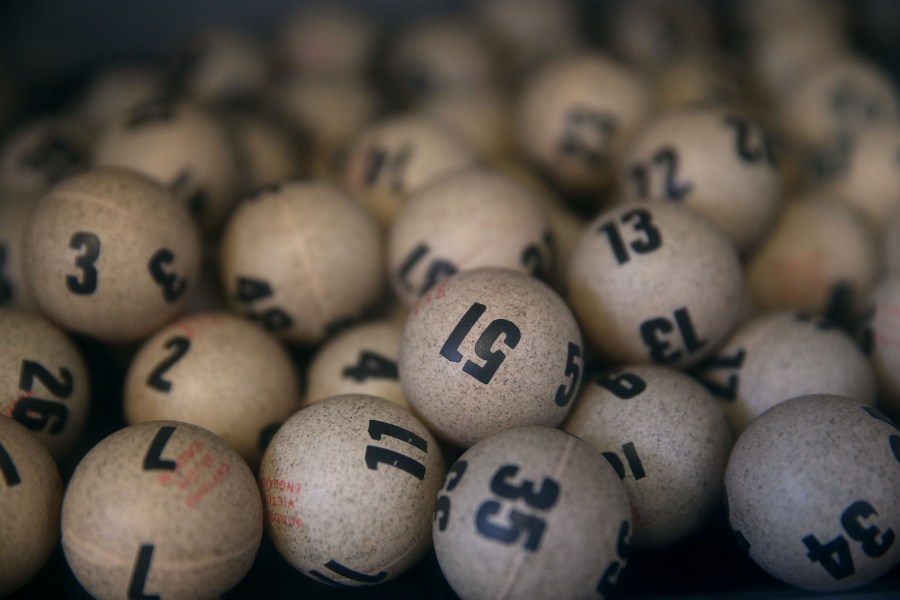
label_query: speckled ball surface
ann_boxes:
[697,311,876,434]
[388,167,552,307]
[745,192,878,315]
[515,52,652,194]
[619,105,780,254]
[342,114,477,225]
[568,201,743,369]
[304,320,407,410]
[124,311,300,469]
[433,425,632,600]
[23,167,201,343]
[258,394,445,586]
[93,99,239,232]
[0,415,63,597]
[399,268,584,447]
[0,308,90,459]
[61,420,263,600]
[220,180,383,344]
[565,365,733,547]
[726,395,900,592]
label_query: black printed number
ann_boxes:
[434,460,468,531]
[594,371,647,400]
[395,242,457,297]
[146,336,191,393]
[723,115,776,166]
[364,145,412,192]
[697,349,746,401]
[602,442,646,480]
[128,544,160,600]
[803,500,895,580]
[342,351,398,382]
[640,307,706,363]
[439,302,522,385]
[554,342,582,407]
[598,208,663,265]
[364,420,428,480]
[0,440,21,487]
[558,106,617,167]
[309,559,388,587]
[234,276,293,332]
[861,406,900,465]
[12,359,73,434]
[597,521,632,597]
[66,231,100,295]
[628,147,692,200]
[475,464,560,551]
[148,248,187,302]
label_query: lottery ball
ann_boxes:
[619,105,780,254]
[565,365,733,547]
[304,319,407,410]
[220,180,383,345]
[342,114,477,226]
[0,416,63,597]
[277,6,377,78]
[515,52,651,194]
[387,17,497,103]
[258,394,445,586]
[820,128,900,233]
[61,421,263,600]
[23,167,201,343]
[388,167,552,307]
[726,395,900,591]
[124,311,300,469]
[697,311,876,434]
[567,201,743,369]
[780,55,899,152]
[0,117,90,195]
[420,86,514,162]
[0,308,90,459]
[433,426,632,600]
[0,191,38,309]
[93,98,239,232]
[745,192,878,315]
[399,267,584,447]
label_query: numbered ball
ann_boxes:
[0,117,90,194]
[515,52,651,194]
[619,105,780,254]
[342,114,477,225]
[745,192,878,315]
[259,394,445,586]
[93,98,239,232]
[61,421,263,600]
[821,128,900,233]
[399,267,583,447]
[433,426,632,600]
[780,55,899,152]
[23,167,201,343]
[565,365,733,547]
[277,6,377,78]
[304,319,407,409]
[0,308,90,459]
[124,311,300,469]
[220,180,383,344]
[388,167,552,307]
[0,416,63,597]
[698,312,876,434]
[568,201,743,369]
[726,395,900,591]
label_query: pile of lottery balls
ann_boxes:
[2,0,900,598]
